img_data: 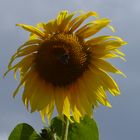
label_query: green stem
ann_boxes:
[62,116,69,140]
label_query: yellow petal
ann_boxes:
[96,86,112,107]
[4,54,34,77]
[57,10,68,25]
[81,71,99,104]
[16,24,45,38]
[40,98,55,123]
[89,67,120,96]
[85,35,124,46]
[76,79,92,116]
[30,80,43,112]
[72,106,82,123]
[76,18,110,38]
[17,39,42,51]
[40,109,46,123]
[63,96,71,120]
[15,45,39,58]
[43,20,58,34]
[36,22,46,30]
[13,68,34,97]
[82,70,111,107]
[69,84,85,116]
[102,52,126,61]
[22,71,38,108]
[46,100,55,121]
[54,87,65,116]
[30,81,53,113]
[59,12,76,32]
[108,25,115,32]
[69,11,98,33]
[37,84,54,111]
[92,40,126,53]
[93,58,126,77]
[114,49,125,56]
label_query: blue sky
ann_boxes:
[0,0,140,140]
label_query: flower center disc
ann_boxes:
[35,34,89,87]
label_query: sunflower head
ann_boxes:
[6,10,127,122]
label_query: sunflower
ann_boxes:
[5,10,126,122]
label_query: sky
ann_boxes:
[0,0,140,140]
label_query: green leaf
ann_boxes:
[50,116,99,140]
[68,116,99,140]
[8,123,43,140]
[50,117,63,138]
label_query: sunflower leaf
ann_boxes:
[50,117,63,138]
[50,116,99,140]
[8,123,43,140]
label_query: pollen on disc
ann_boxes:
[35,33,90,87]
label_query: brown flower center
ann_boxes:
[35,33,90,87]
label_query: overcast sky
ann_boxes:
[0,0,140,140]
